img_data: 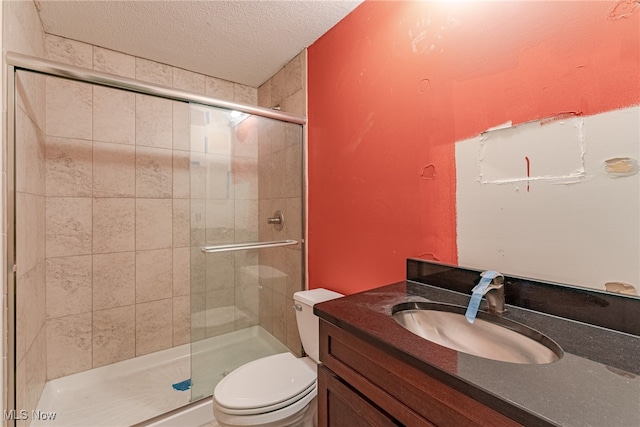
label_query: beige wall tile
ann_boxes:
[173,67,205,93]
[206,127,232,156]
[46,77,92,140]
[15,194,27,280]
[46,136,93,197]
[15,357,27,423]
[93,141,136,197]
[135,94,173,149]
[16,70,46,132]
[205,289,235,337]
[46,256,92,319]
[190,293,206,342]
[4,0,46,59]
[234,200,259,243]
[173,102,191,151]
[190,199,206,246]
[136,249,173,303]
[173,296,190,346]
[93,86,135,144]
[284,149,302,196]
[45,34,92,68]
[93,47,136,78]
[233,117,259,159]
[281,89,306,117]
[272,291,286,343]
[47,313,92,379]
[271,67,286,107]
[93,252,135,310]
[205,252,235,292]
[270,150,286,199]
[190,123,206,153]
[269,121,287,154]
[284,53,304,98]
[262,252,287,296]
[136,299,173,356]
[234,84,257,105]
[259,286,273,333]
[25,328,47,418]
[16,262,46,362]
[205,199,235,244]
[286,247,304,297]
[257,80,272,109]
[15,107,46,195]
[190,247,206,295]
[190,153,207,199]
[235,285,258,329]
[136,199,173,250]
[93,305,135,367]
[205,77,234,101]
[258,199,275,243]
[93,198,135,253]
[173,199,190,248]
[233,157,258,200]
[135,58,172,86]
[17,193,44,274]
[285,197,303,241]
[46,197,92,257]
[136,146,173,198]
[173,150,190,199]
[234,251,259,287]
[285,122,302,149]
[173,247,190,297]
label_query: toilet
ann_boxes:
[212,288,344,427]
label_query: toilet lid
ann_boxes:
[214,353,316,412]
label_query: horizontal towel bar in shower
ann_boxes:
[201,239,299,254]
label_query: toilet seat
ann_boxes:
[214,353,316,416]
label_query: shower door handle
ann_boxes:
[200,239,299,254]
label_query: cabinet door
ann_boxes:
[318,365,401,427]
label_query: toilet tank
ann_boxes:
[293,288,343,363]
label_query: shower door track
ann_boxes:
[5,51,306,124]
[4,50,307,427]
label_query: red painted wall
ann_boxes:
[307,1,640,295]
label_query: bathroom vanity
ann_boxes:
[314,259,640,427]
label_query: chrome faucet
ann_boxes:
[473,271,505,315]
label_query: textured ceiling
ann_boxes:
[36,0,363,87]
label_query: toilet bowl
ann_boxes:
[212,288,343,427]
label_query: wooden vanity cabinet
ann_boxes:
[318,320,522,427]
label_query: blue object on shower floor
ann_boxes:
[172,379,191,391]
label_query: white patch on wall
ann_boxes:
[456,106,639,290]
[478,117,586,186]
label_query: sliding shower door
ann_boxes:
[189,104,305,401]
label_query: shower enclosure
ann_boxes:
[7,52,305,426]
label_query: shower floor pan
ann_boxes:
[32,326,289,427]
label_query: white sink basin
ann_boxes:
[392,302,563,364]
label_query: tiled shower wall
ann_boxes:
[8,3,306,414]
[257,51,307,356]
[40,34,262,380]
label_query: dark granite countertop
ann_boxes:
[314,261,640,427]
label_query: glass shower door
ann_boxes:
[189,104,304,401]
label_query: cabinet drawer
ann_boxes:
[318,365,401,427]
[320,320,521,427]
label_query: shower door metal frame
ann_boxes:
[4,51,307,426]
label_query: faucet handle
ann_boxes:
[478,271,504,290]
